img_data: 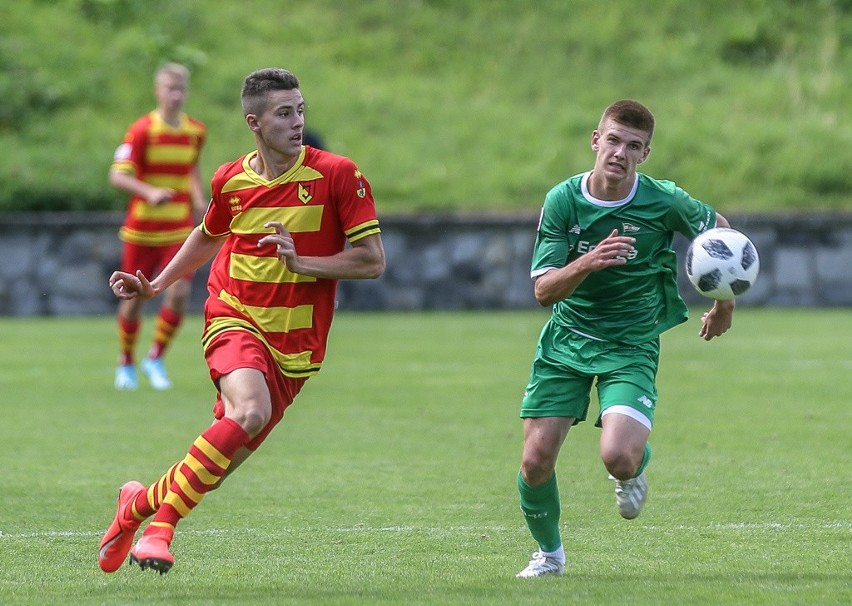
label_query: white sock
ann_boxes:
[542,544,565,564]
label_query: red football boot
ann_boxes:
[130,526,175,574]
[98,481,145,572]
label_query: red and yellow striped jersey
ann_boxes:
[200,146,381,378]
[112,111,206,246]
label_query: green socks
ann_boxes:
[635,442,652,478]
[517,443,650,553]
[518,471,562,553]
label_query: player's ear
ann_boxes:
[245,113,260,132]
[638,146,651,163]
[591,131,600,152]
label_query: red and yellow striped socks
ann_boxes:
[147,306,183,360]
[141,417,250,540]
[128,463,179,522]
[117,316,140,366]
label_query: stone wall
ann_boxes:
[0,211,850,316]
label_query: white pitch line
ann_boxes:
[0,521,849,540]
[642,522,852,531]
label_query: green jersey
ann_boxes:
[531,171,716,343]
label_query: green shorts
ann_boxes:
[520,319,660,428]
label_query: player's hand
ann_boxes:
[258,221,300,272]
[586,229,636,271]
[699,299,735,341]
[109,270,155,300]
[146,187,176,206]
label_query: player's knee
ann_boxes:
[520,452,556,486]
[165,296,188,313]
[165,280,191,308]
[244,410,272,438]
[601,448,640,480]
[229,405,271,438]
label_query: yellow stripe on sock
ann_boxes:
[195,435,232,471]
[130,502,145,522]
[183,452,222,486]
[163,490,191,517]
[173,468,205,504]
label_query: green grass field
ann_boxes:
[0,310,849,605]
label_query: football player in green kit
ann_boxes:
[515,99,736,578]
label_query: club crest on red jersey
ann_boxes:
[354,169,366,198]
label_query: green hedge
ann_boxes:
[1,0,849,213]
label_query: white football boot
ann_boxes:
[612,471,648,519]
[516,550,566,578]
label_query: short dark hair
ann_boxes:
[600,99,655,143]
[241,68,300,116]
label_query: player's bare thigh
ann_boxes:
[217,367,273,438]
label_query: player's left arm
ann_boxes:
[258,223,385,280]
[699,211,735,341]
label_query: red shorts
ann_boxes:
[206,329,307,450]
[121,241,193,280]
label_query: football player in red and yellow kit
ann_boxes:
[110,63,207,391]
[99,68,385,574]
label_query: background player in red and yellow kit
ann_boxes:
[110,63,207,391]
[99,67,385,574]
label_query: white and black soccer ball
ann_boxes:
[685,228,760,300]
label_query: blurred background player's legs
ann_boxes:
[115,297,142,390]
[140,278,190,390]
[114,241,190,390]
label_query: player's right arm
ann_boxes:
[534,229,636,306]
[108,168,176,206]
[108,125,176,205]
[109,228,224,300]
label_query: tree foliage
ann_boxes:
[1,0,849,213]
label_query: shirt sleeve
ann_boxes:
[200,164,235,237]
[111,120,146,177]
[332,158,380,242]
[530,185,575,278]
[666,186,717,240]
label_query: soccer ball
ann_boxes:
[685,228,760,300]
